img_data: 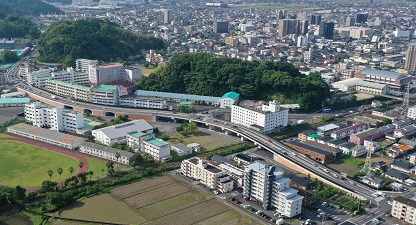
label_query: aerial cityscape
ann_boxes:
[1,0,416,224]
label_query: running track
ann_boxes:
[0,134,104,192]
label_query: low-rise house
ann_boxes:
[298,130,315,142]
[362,175,385,189]
[187,143,201,153]
[392,118,413,129]
[79,142,132,165]
[386,147,403,159]
[327,139,347,148]
[316,124,339,136]
[378,124,395,135]
[330,123,367,140]
[233,153,257,166]
[398,138,416,150]
[339,142,366,157]
[394,124,416,138]
[391,160,415,174]
[372,108,392,118]
[409,152,416,165]
[171,143,193,157]
[285,174,315,190]
[316,136,335,145]
[384,170,410,183]
[370,161,388,173]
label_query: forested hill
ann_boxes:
[0,0,62,16]
[137,53,330,111]
[37,19,165,66]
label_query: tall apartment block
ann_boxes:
[213,21,229,33]
[405,43,416,73]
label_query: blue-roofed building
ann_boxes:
[220,91,240,108]
[356,68,412,91]
[0,98,30,107]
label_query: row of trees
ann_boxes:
[37,19,165,66]
[137,53,330,111]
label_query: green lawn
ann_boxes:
[0,133,13,138]
[0,141,79,187]
[142,67,159,74]
[82,156,108,180]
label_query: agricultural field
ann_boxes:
[0,213,32,225]
[168,131,238,150]
[327,155,393,177]
[58,174,261,225]
[0,140,79,187]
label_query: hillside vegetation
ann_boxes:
[137,53,330,111]
[0,0,62,16]
[37,19,165,66]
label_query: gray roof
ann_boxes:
[363,175,384,185]
[392,160,415,170]
[286,141,333,156]
[80,142,133,158]
[94,120,153,139]
[210,155,234,165]
[393,118,413,126]
[385,170,410,180]
[394,196,416,208]
[340,142,357,149]
[399,138,416,147]
[360,68,408,80]
[135,90,220,103]
[172,143,190,151]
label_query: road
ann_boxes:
[5,55,31,84]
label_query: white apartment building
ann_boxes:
[24,102,84,133]
[391,196,416,225]
[88,63,142,84]
[79,142,132,165]
[90,85,121,106]
[124,66,142,82]
[126,131,171,162]
[243,162,303,218]
[218,162,244,188]
[119,96,167,109]
[46,80,91,101]
[231,101,288,133]
[408,106,416,120]
[92,120,153,146]
[181,157,234,192]
[27,69,51,86]
[76,58,98,72]
[51,67,90,85]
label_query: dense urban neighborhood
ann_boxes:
[3,0,416,225]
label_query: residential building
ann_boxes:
[7,123,85,149]
[231,101,288,133]
[349,128,384,145]
[405,43,416,73]
[394,124,416,138]
[219,91,240,108]
[339,143,366,157]
[181,157,234,192]
[384,170,410,183]
[391,196,416,224]
[89,85,121,106]
[284,141,334,163]
[319,21,334,39]
[233,154,257,166]
[45,80,90,101]
[409,152,416,165]
[309,14,321,25]
[370,161,388,172]
[75,58,98,72]
[213,21,228,33]
[92,120,153,146]
[393,119,413,129]
[362,175,385,189]
[119,96,167,109]
[408,106,416,120]
[164,9,172,24]
[79,142,132,165]
[171,143,193,156]
[218,162,244,188]
[356,69,412,91]
[298,130,316,142]
[355,13,368,24]
[26,69,51,86]
[24,102,84,133]
[330,123,367,139]
[391,160,415,174]
[243,162,304,217]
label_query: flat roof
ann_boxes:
[80,142,133,158]
[0,98,30,104]
[47,79,91,90]
[94,85,117,91]
[128,131,145,138]
[394,196,416,208]
[360,68,408,80]
[135,90,220,103]
[317,124,339,132]
[94,120,153,140]
[286,141,333,156]
[145,138,168,147]
[8,123,85,144]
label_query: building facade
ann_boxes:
[405,43,416,73]
[119,96,167,109]
[79,142,132,165]
[92,120,153,146]
[89,85,121,106]
[45,80,90,101]
[391,196,416,224]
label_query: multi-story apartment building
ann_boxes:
[218,162,244,188]
[181,157,234,192]
[27,69,51,87]
[89,85,121,106]
[405,43,416,73]
[79,142,132,165]
[75,58,98,72]
[330,123,367,139]
[243,162,303,218]
[391,196,416,224]
[231,101,288,133]
[51,67,90,85]
[126,131,171,162]
[92,120,153,146]
[88,63,142,84]
[119,96,167,109]
[408,106,416,120]
[45,80,91,101]
[24,102,84,133]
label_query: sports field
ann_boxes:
[59,174,261,225]
[0,140,79,187]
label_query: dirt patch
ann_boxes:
[0,213,32,225]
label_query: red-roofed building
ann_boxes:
[107,81,138,95]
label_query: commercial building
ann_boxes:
[284,141,334,163]
[89,85,121,106]
[45,80,90,102]
[391,196,416,224]
[243,162,304,217]
[213,21,229,33]
[332,78,389,95]
[7,123,85,149]
[218,162,244,188]
[119,96,167,109]
[354,13,368,24]
[0,98,30,107]
[79,142,132,165]
[316,124,339,136]
[231,101,288,133]
[319,21,334,39]
[219,91,240,108]
[24,102,84,133]
[164,9,172,24]
[181,157,234,192]
[92,120,153,146]
[356,69,412,91]
[405,43,416,73]
[309,14,321,25]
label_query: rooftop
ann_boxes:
[0,98,30,104]
[221,91,240,100]
[317,124,339,132]
[135,90,220,103]
[145,138,168,147]
[128,131,145,138]
[94,120,153,140]
[360,68,408,80]
[93,85,117,92]
[80,142,133,158]
[394,196,416,208]
[47,79,91,90]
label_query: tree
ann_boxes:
[78,161,84,173]
[88,171,94,182]
[0,51,18,63]
[68,167,74,175]
[115,151,121,167]
[47,170,53,181]
[159,134,169,140]
[106,161,114,169]
[185,122,198,134]
[57,167,63,183]
[41,180,57,192]
[176,126,184,132]
[13,186,26,201]
[131,161,138,169]
[100,168,105,176]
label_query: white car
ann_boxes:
[388,201,392,205]
[291,152,297,156]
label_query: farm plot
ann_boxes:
[110,174,178,199]
[59,194,146,225]
[136,190,212,220]
[196,210,259,225]
[0,213,32,225]
[122,182,193,209]
[144,199,229,225]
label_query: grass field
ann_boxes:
[168,131,237,150]
[0,213,32,225]
[59,174,261,225]
[82,156,107,180]
[0,141,79,187]
[0,133,13,138]
[142,67,159,75]
[354,93,374,101]
[328,155,394,177]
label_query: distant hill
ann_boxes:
[37,19,165,66]
[0,0,62,16]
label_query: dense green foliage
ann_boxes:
[0,0,62,16]
[0,117,25,133]
[137,54,330,111]
[0,2,41,39]
[37,19,165,66]
[0,50,19,64]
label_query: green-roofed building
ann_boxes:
[220,91,240,108]
[142,137,171,162]
[309,133,320,140]
[0,97,30,107]
[90,85,121,106]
